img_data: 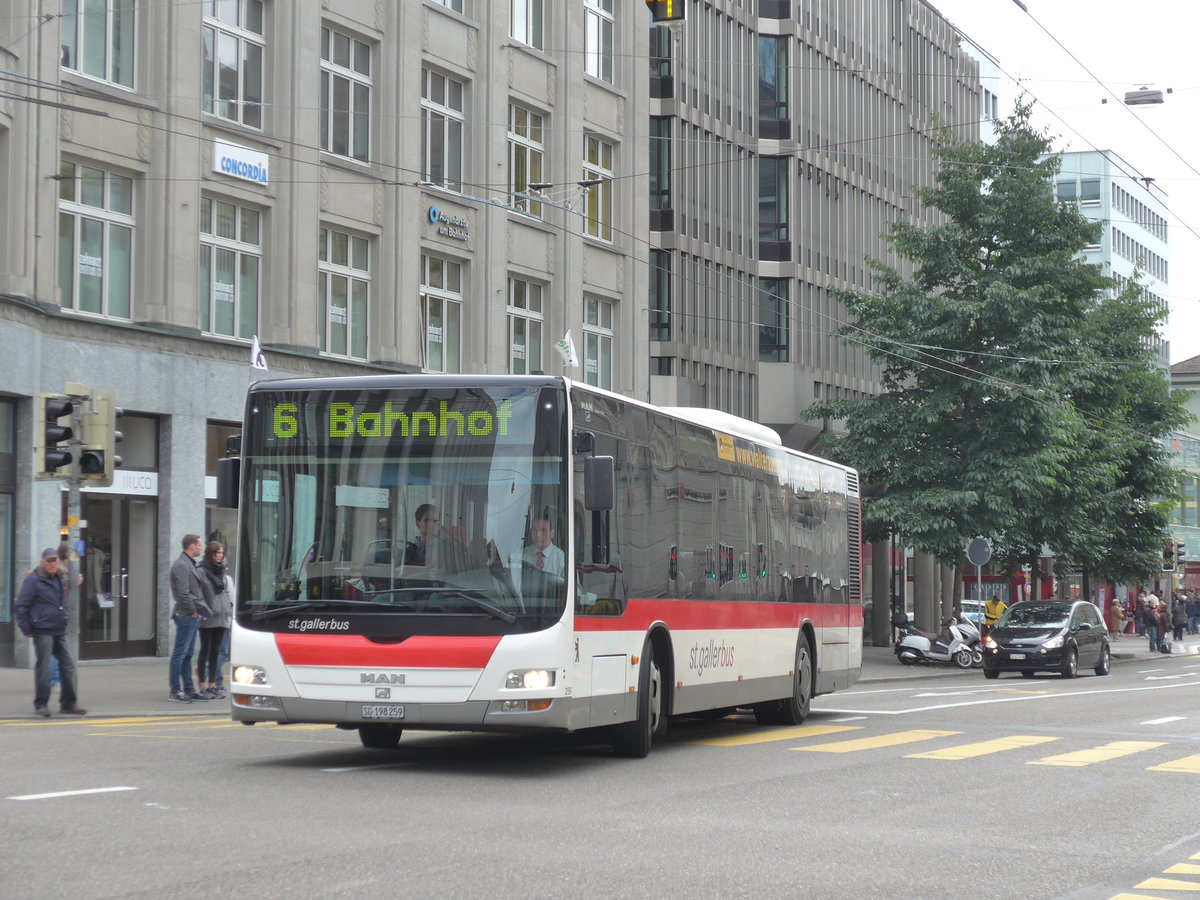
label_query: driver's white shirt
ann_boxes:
[522,543,564,577]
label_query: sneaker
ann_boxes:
[34,706,50,718]
[168,690,193,703]
[208,689,226,700]
[61,706,87,716]
[188,690,212,701]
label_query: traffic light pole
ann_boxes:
[64,382,90,662]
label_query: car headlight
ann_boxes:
[505,669,556,690]
[233,665,269,686]
[984,637,998,650]
[1042,636,1065,650]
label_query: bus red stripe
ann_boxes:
[574,598,861,631]
[275,634,502,668]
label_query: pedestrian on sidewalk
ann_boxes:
[983,594,1007,638]
[1109,601,1125,640]
[195,541,231,700]
[1134,593,1147,636]
[15,548,86,717]
[1157,601,1172,653]
[1186,592,1198,635]
[168,534,212,703]
[1143,597,1159,653]
[1172,596,1188,642]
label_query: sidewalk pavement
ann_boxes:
[2,631,1198,721]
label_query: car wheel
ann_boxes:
[983,668,999,680]
[1094,644,1111,676]
[358,724,403,750]
[1060,647,1078,679]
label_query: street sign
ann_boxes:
[966,538,992,567]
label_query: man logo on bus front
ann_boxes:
[361,673,405,684]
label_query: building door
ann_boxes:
[79,495,157,659]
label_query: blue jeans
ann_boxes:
[169,615,200,694]
[1190,615,1200,634]
[32,632,78,710]
[1146,625,1158,653]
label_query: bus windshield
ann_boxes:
[237,381,569,637]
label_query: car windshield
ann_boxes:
[999,603,1070,628]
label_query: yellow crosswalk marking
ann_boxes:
[1165,865,1200,875]
[1134,878,1200,892]
[907,735,1059,760]
[795,729,959,754]
[690,724,862,747]
[1148,755,1200,775]
[1109,893,1182,900]
[1030,741,1165,767]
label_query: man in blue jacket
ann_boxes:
[16,547,86,717]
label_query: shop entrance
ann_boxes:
[78,495,158,659]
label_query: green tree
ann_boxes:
[808,103,1185,579]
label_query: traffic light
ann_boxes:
[1178,542,1187,566]
[646,0,686,23]
[1163,543,1176,572]
[79,389,123,487]
[36,394,74,478]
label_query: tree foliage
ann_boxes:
[808,103,1188,580]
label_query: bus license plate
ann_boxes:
[362,705,405,720]
[1010,653,1026,660]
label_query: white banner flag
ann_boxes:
[250,335,269,370]
[554,330,579,368]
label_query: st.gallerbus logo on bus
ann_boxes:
[271,399,514,440]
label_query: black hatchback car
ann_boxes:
[982,600,1111,679]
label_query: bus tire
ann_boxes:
[359,724,403,750]
[612,638,662,758]
[754,634,813,726]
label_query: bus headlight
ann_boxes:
[233,665,269,686]
[505,669,555,689]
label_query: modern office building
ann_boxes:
[1053,149,1171,364]
[0,1,650,664]
[646,0,982,451]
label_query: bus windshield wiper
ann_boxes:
[437,589,517,624]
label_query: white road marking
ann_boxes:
[914,690,997,697]
[7,786,138,801]
[1146,675,1187,681]
[1141,716,1185,725]
[826,716,869,722]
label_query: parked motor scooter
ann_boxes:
[893,614,983,668]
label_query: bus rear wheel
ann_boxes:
[754,635,813,726]
[612,638,663,758]
[359,724,403,750]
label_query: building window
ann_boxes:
[510,0,543,49]
[758,36,788,121]
[320,26,371,162]
[431,0,464,11]
[649,24,671,80]
[650,117,671,211]
[583,297,613,389]
[1056,180,1078,202]
[422,69,464,192]
[509,104,545,216]
[649,250,671,341]
[508,277,544,374]
[199,197,260,339]
[583,135,613,241]
[585,0,614,83]
[758,156,788,242]
[202,0,264,128]
[318,227,369,359]
[60,0,135,88]
[421,254,462,373]
[759,278,789,362]
[57,161,133,318]
[1080,178,1101,204]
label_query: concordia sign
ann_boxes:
[213,139,270,185]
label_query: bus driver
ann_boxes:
[523,517,564,577]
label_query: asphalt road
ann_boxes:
[4,656,1200,900]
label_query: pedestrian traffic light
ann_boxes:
[646,0,685,22]
[79,390,123,487]
[36,394,74,478]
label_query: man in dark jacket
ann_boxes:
[16,547,86,717]
[168,533,212,703]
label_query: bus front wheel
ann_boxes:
[754,634,813,726]
[359,724,403,750]
[612,638,663,758]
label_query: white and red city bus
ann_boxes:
[223,375,862,756]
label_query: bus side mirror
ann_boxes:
[216,457,240,509]
[584,455,614,511]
